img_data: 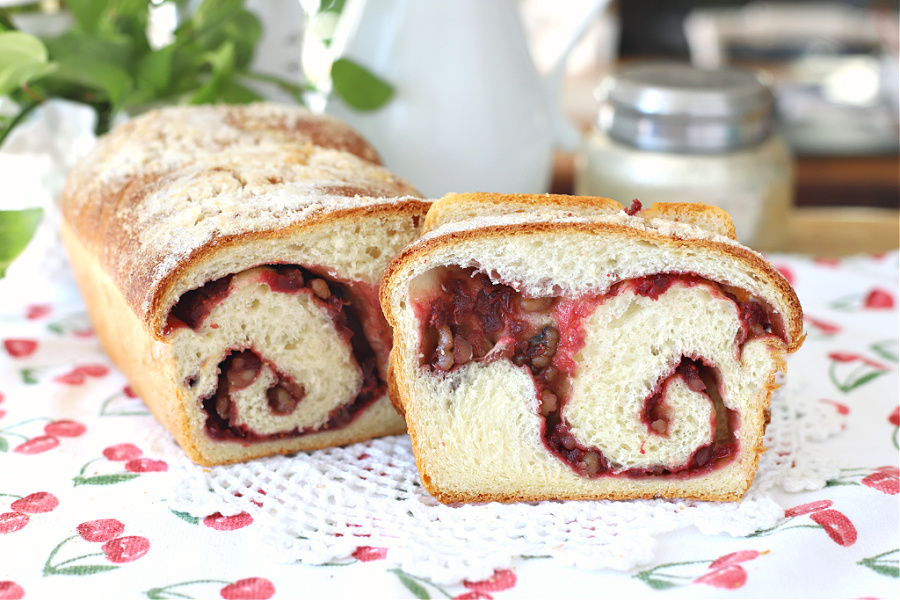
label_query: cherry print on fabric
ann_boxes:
[99,386,151,417]
[389,568,518,600]
[1,417,86,454]
[890,406,899,450]
[804,315,842,337]
[25,304,52,320]
[749,500,857,546]
[53,364,109,385]
[45,311,94,337]
[73,444,168,486]
[828,466,900,495]
[820,399,850,416]
[143,577,276,600]
[3,339,37,358]
[463,570,517,593]
[634,550,766,590]
[10,491,59,514]
[827,352,890,393]
[202,512,253,531]
[858,549,900,578]
[831,288,896,311]
[351,546,388,562]
[220,577,277,599]
[44,519,150,575]
[0,512,29,534]
[0,581,24,600]
[863,289,895,309]
[809,510,858,546]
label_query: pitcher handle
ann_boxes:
[541,0,615,152]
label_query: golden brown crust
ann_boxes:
[382,220,804,353]
[422,192,624,233]
[59,103,429,466]
[60,104,426,340]
[641,201,738,240]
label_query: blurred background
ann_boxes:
[1,0,897,256]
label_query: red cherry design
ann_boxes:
[827,352,887,369]
[203,512,253,531]
[454,593,492,600]
[351,546,388,562]
[784,499,833,517]
[0,512,29,534]
[25,304,52,320]
[804,316,841,335]
[101,535,150,563]
[864,289,894,309]
[75,364,109,377]
[0,581,25,600]
[125,458,168,473]
[694,564,747,588]
[53,370,86,385]
[123,386,138,398]
[890,406,899,427]
[3,339,37,358]
[707,550,760,570]
[13,435,59,455]
[861,466,900,495]
[103,443,143,461]
[220,577,276,600]
[77,518,125,542]
[463,569,517,593]
[43,420,86,437]
[809,509,857,546]
[820,399,850,415]
[10,492,58,514]
[0,409,5,421]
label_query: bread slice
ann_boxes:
[381,192,804,503]
[60,103,431,466]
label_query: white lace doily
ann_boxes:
[164,373,843,585]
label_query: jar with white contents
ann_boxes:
[575,61,793,250]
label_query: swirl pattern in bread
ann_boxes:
[381,193,804,502]
[60,103,430,466]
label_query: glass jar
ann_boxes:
[575,61,793,251]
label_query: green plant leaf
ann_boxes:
[50,55,133,108]
[330,57,393,111]
[872,339,899,362]
[0,32,53,96]
[0,208,42,278]
[73,473,141,486]
[859,549,900,578]
[389,569,431,599]
[0,436,8,452]
[169,509,200,525]
[135,45,176,95]
[47,564,119,576]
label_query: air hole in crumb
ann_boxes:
[366,246,382,259]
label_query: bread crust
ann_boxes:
[381,193,804,503]
[60,103,431,465]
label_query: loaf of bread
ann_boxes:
[60,103,430,466]
[381,193,804,503]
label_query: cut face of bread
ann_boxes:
[382,193,804,503]
[60,104,430,465]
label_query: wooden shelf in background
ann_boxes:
[785,207,899,257]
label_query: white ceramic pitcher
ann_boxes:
[323,0,612,197]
